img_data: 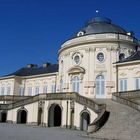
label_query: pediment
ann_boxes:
[68,66,85,75]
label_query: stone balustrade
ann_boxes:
[112,90,140,111]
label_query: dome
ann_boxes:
[77,17,127,36]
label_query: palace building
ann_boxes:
[0,17,140,132]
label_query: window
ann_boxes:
[1,87,5,95]
[74,55,80,64]
[72,76,80,93]
[119,53,125,61]
[135,78,140,90]
[19,87,24,96]
[77,31,84,37]
[43,85,48,93]
[97,52,104,62]
[119,79,127,92]
[60,79,63,92]
[51,85,56,93]
[72,53,81,65]
[35,86,39,95]
[7,86,11,95]
[28,87,32,96]
[95,75,105,98]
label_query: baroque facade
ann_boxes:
[0,17,140,131]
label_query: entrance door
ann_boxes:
[1,112,7,122]
[96,75,105,98]
[17,110,27,124]
[48,104,62,127]
[80,112,90,131]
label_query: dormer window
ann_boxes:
[119,53,125,61]
[77,31,85,37]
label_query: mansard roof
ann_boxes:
[3,64,58,77]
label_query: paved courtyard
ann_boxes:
[0,123,97,140]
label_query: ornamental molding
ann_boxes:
[85,47,96,52]
[128,67,134,70]
[71,51,83,59]
[38,100,45,108]
[119,72,127,77]
[64,51,70,56]
[68,66,85,75]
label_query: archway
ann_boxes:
[0,112,7,122]
[80,111,90,131]
[17,110,27,124]
[48,104,62,127]
[38,108,43,125]
[96,75,105,98]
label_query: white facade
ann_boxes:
[0,17,139,131]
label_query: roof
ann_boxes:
[3,64,58,77]
[77,17,127,36]
[116,51,140,64]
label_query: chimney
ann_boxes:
[43,62,51,68]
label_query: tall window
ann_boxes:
[60,79,63,92]
[19,86,25,96]
[1,87,5,95]
[96,75,105,98]
[72,76,80,93]
[119,79,127,92]
[7,86,11,95]
[35,86,39,95]
[51,85,56,93]
[135,78,140,90]
[28,87,32,96]
[43,85,48,93]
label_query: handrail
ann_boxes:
[112,92,140,112]
[0,95,31,101]
[0,93,105,113]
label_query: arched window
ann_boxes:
[72,76,80,93]
[60,79,63,92]
[96,75,105,98]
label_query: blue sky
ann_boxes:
[0,0,140,76]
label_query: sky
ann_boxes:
[0,0,140,76]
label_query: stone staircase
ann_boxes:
[90,99,140,140]
[0,93,107,132]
